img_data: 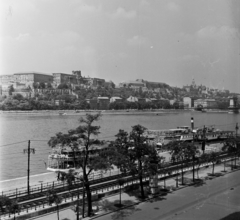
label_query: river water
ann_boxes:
[0,110,239,181]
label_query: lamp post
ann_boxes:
[23,140,35,195]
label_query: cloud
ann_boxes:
[59,31,82,43]
[197,26,240,39]
[118,52,128,59]
[110,7,136,19]
[127,35,148,47]
[16,33,31,42]
[140,0,150,7]
[177,32,193,42]
[180,54,199,62]
[75,4,102,15]
[166,2,181,12]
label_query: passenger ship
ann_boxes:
[145,126,234,147]
[47,141,110,172]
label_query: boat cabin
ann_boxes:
[47,141,110,172]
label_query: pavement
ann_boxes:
[7,159,238,220]
[0,142,236,220]
[0,172,57,192]
[0,142,221,193]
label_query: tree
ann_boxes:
[47,82,52,89]
[0,195,11,212]
[58,169,76,191]
[8,85,14,95]
[9,200,20,220]
[39,82,46,89]
[58,83,69,89]
[222,136,240,169]
[46,189,62,220]
[13,94,24,101]
[48,113,113,217]
[0,196,20,219]
[117,178,126,207]
[184,142,200,182]
[195,153,209,179]
[113,125,159,199]
[169,141,188,185]
[32,82,39,89]
[208,151,220,175]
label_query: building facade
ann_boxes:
[52,73,77,86]
[110,97,122,103]
[183,97,194,108]
[98,97,110,110]
[194,99,217,108]
[14,72,53,87]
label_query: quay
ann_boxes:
[0,156,239,220]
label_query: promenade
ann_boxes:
[1,158,239,220]
[0,172,57,192]
[33,162,240,220]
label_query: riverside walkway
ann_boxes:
[33,161,240,220]
[1,157,239,220]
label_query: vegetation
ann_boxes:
[113,125,161,199]
[222,135,240,168]
[207,151,220,175]
[0,76,234,111]
[46,188,62,220]
[169,141,200,184]
[48,113,114,217]
[0,196,20,218]
[195,153,209,179]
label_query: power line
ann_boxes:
[0,140,28,148]
[31,140,49,142]
[0,121,238,148]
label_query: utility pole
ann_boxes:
[236,123,239,137]
[76,181,80,220]
[23,140,35,195]
[202,125,206,154]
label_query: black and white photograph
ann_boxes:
[0,0,240,219]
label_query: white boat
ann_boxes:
[47,141,110,172]
[59,112,67,115]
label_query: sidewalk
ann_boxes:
[0,172,57,192]
[23,160,239,220]
[0,142,221,193]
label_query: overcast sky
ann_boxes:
[0,0,239,92]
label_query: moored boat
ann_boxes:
[146,125,234,146]
[47,141,110,172]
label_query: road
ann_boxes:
[95,170,240,220]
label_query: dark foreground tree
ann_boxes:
[46,189,62,220]
[169,141,187,185]
[222,136,240,169]
[195,153,209,179]
[113,125,160,199]
[184,142,200,182]
[208,151,220,175]
[48,113,114,217]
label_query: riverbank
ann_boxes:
[2,159,239,220]
[0,172,57,192]
[1,111,237,182]
[0,108,229,116]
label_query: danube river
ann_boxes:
[0,110,239,181]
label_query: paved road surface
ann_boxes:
[95,170,240,220]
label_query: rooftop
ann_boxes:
[14,72,52,76]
